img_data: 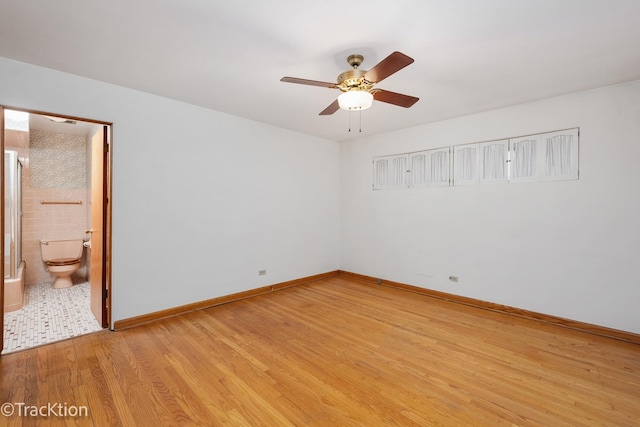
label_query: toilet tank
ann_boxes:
[40,239,84,262]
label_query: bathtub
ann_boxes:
[4,261,25,312]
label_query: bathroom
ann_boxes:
[2,109,109,353]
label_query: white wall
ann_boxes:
[341,80,640,334]
[3,55,638,335]
[0,57,341,322]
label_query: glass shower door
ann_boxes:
[4,150,22,279]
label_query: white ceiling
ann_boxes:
[28,113,100,137]
[1,0,639,142]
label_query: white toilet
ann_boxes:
[40,239,84,289]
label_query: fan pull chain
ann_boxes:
[348,108,363,133]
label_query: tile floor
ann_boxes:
[2,281,103,354]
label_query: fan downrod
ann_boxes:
[347,54,364,69]
[337,54,371,90]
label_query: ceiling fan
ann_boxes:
[281,51,419,115]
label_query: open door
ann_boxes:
[89,126,109,327]
[1,109,112,355]
[1,106,5,350]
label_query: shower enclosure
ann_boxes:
[4,150,24,311]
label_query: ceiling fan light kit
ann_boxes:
[281,51,419,119]
[338,90,374,110]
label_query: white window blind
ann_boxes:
[510,135,540,181]
[372,128,578,189]
[453,144,479,185]
[373,154,409,190]
[479,140,509,183]
[429,148,451,187]
[510,128,578,182]
[543,128,579,180]
[409,152,428,186]
[409,147,450,187]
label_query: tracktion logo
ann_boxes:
[2,402,89,418]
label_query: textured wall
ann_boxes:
[29,129,86,189]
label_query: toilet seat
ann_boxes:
[40,239,84,289]
[45,258,80,266]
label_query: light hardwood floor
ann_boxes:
[1,275,639,426]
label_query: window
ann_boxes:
[510,128,579,182]
[453,139,508,185]
[374,147,451,190]
[409,147,450,188]
[453,144,479,185]
[543,129,579,180]
[373,128,579,190]
[373,154,409,190]
[479,140,509,183]
[510,135,540,182]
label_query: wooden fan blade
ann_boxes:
[373,89,419,108]
[281,77,337,88]
[319,99,340,115]
[364,51,414,84]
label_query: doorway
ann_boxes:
[1,106,112,353]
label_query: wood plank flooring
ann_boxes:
[1,275,639,426]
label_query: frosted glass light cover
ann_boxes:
[338,91,373,110]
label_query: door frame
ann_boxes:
[1,106,113,353]
[1,107,5,350]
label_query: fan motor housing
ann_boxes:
[337,69,372,92]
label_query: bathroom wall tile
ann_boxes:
[7,130,89,287]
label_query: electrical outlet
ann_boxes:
[258,270,267,276]
[449,276,459,283]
